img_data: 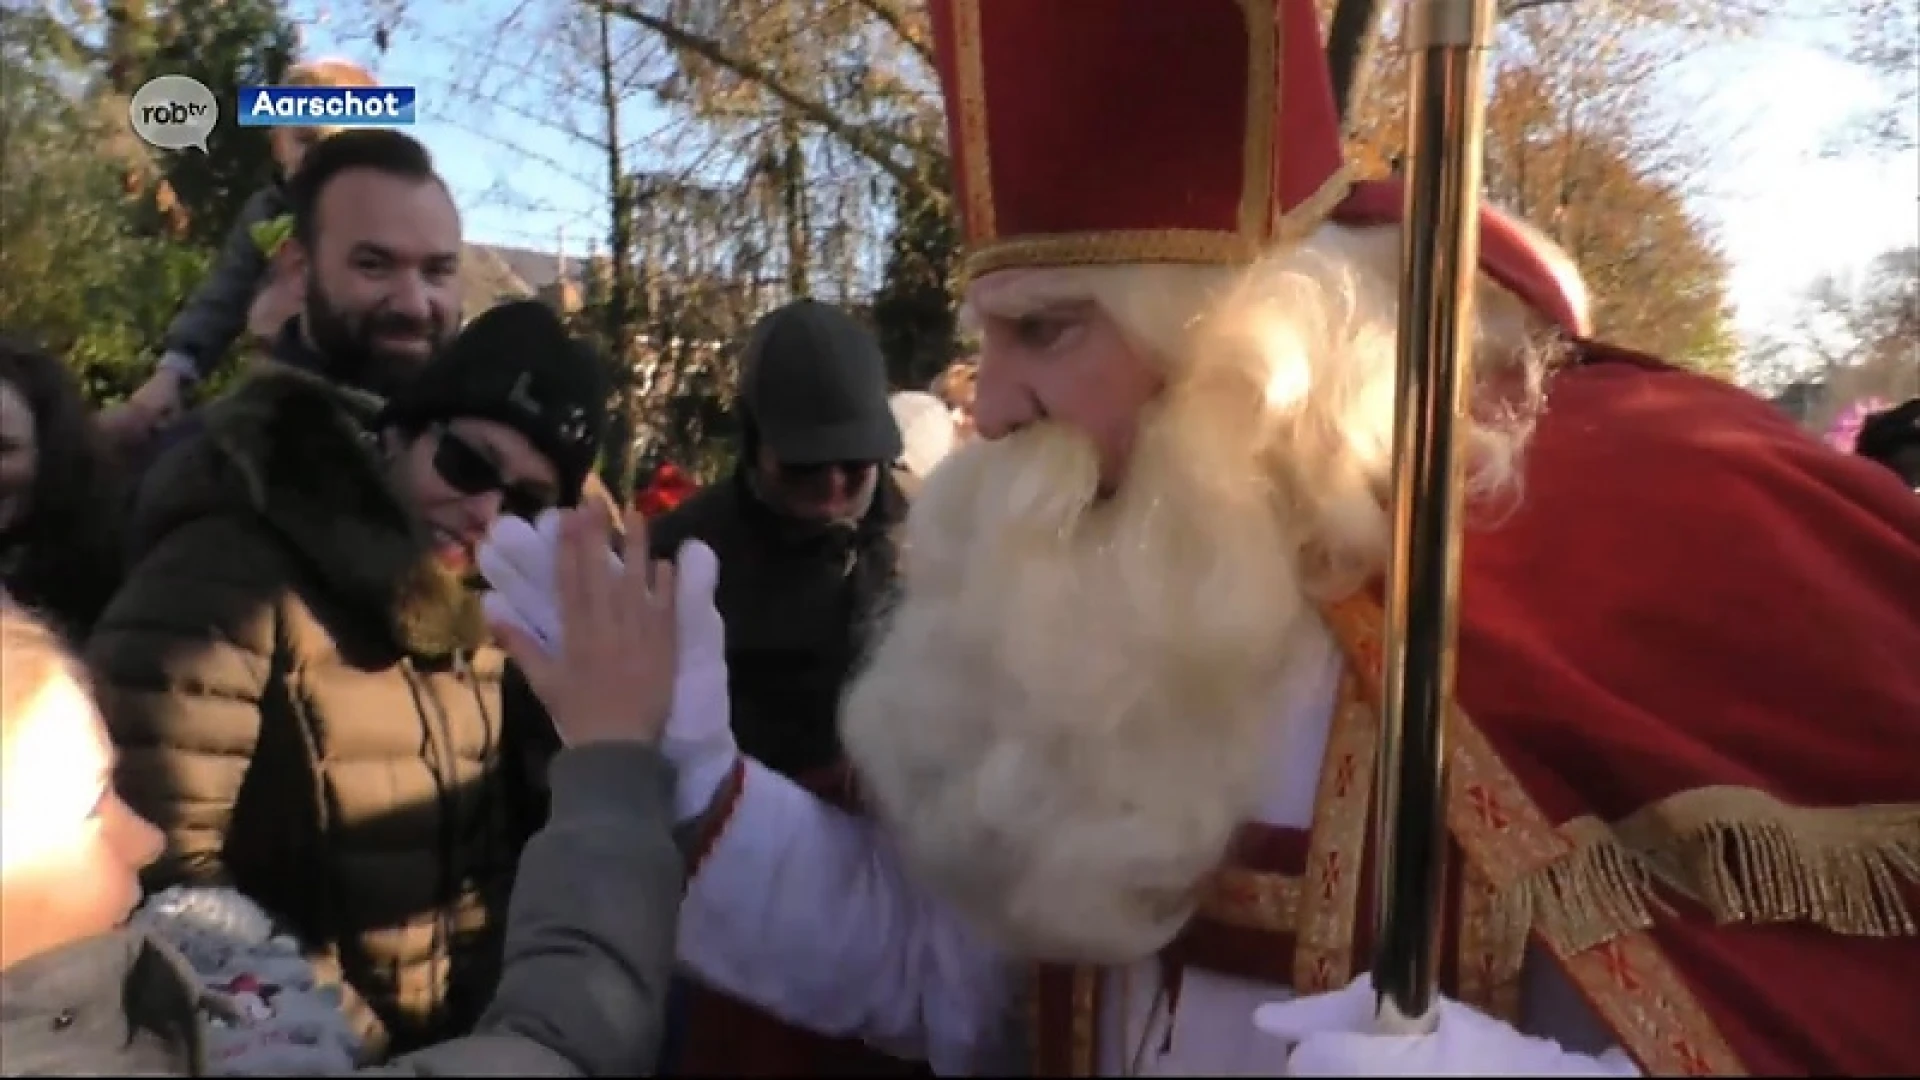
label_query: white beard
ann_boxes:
[841,394,1317,964]
[837,227,1561,964]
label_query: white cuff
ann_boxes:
[675,748,739,823]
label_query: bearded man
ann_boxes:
[486,0,1920,1074]
[128,129,462,495]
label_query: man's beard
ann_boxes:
[841,390,1318,964]
[304,277,444,398]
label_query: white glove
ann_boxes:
[1252,974,1641,1077]
[657,538,737,820]
[477,510,739,822]
[478,510,618,654]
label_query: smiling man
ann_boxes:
[86,300,607,1060]
[277,128,462,396]
[128,130,464,493]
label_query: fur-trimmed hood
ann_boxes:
[127,365,486,658]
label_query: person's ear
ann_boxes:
[281,236,310,283]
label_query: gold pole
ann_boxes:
[1369,0,1499,1035]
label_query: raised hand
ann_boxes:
[656,539,738,820]
[485,508,677,748]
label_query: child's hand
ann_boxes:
[100,369,188,451]
[247,265,302,342]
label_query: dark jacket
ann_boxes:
[648,466,909,781]
[142,319,335,479]
[0,744,683,1077]
[87,366,549,1058]
[129,320,340,531]
[159,184,287,380]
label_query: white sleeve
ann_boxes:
[677,760,1023,1074]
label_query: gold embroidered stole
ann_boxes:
[1027,593,1745,1077]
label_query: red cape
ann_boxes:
[1439,345,1920,1073]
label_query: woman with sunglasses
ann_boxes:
[83,300,609,1064]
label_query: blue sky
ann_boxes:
[287,2,1917,343]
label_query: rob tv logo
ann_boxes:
[238,84,417,127]
[142,99,210,126]
[129,75,220,152]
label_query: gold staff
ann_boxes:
[1369,0,1501,1035]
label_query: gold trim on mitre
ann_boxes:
[950,0,1355,285]
[1238,0,1277,240]
[950,0,996,243]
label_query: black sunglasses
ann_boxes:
[777,460,876,482]
[432,427,555,521]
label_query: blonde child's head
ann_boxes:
[269,58,379,177]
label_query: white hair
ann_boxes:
[959,221,1564,596]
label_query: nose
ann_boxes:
[110,796,166,871]
[133,815,165,869]
[968,353,1035,441]
[826,465,866,498]
[464,490,506,534]
[386,272,432,321]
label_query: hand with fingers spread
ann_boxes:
[479,509,607,657]
[655,538,737,820]
[485,507,678,747]
[481,507,738,818]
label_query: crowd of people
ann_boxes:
[2,0,1917,1076]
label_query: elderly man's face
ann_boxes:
[0,673,164,970]
[290,168,463,397]
[965,275,1162,490]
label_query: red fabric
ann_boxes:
[926,0,1345,257]
[1330,179,1593,338]
[670,762,933,1078]
[1459,345,1920,1072]
[635,463,697,518]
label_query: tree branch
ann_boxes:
[846,0,935,70]
[600,0,945,202]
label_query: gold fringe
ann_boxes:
[1505,789,1920,956]
[1618,788,1920,938]
[1520,818,1663,955]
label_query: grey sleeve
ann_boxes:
[160,187,278,380]
[361,743,684,1078]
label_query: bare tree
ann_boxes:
[609,0,943,203]
[1828,0,1917,154]
[1334,1,1779,371]
[1746,246,1920,419]
[621,171,785,476]
[590,0,643,497]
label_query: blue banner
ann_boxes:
[237,85,417,127]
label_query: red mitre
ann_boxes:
[927,0,1352,280]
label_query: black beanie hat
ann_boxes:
[378,301,609,505]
